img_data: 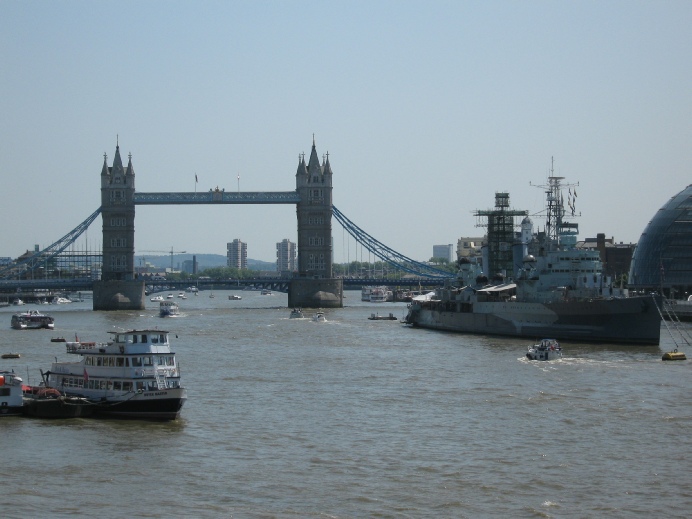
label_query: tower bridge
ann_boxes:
[0,139,453,309]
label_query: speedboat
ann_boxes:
[228,295,242,300]
[312,312,327,322]
[526,338,562,361]
[12,299,25,306]
[261,289,272,295]
[0,370,25,416]
[289,308,304,319]
[11,310,55,330]
[150,295,164,302]
[44,328,186,420]
[159,301,180,317]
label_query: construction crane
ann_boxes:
[139,247,187,272]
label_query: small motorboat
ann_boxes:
[150,295,164,302]
[312,312,327,322]
[228,295,242,300]
[289,308,304,319]
[526,338,562,361]
[1,353,20,359]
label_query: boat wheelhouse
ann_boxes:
[45,329,186,420]
[0,370,25,416]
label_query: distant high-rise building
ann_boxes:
[276,239,296,273]
[432,244,455,262]
[227,239,247,269]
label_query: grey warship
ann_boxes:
[404,174,661,345]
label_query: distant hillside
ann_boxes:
[135,254,275,272]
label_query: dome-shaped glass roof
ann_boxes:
[629,185,692,292]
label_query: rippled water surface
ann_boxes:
[1,291,690,518]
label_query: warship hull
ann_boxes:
[406,295,661,345]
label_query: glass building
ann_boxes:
[629,184,692,298]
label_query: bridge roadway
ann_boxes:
[0,277,448,295]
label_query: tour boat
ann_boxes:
[11,310,55,330]
[159,301,180,317]
[0,370,25,416]
[44,328,187,420]
[526,338,562,361]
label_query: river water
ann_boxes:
[1,290,690,518]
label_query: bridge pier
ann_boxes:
[288,278,343,309]
[93,280,145,311]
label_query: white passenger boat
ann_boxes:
[526,338,562,361]
[150,295,164,302]
[369,286,389,303]
[159,301,180,317]
[0,370,25,416]
[45,328,187,420]
[11,310,55,330]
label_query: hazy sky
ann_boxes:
[1,1,690,264]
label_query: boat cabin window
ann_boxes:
[132,335,138,343]
[141,334,148,343]
[122,382,132,392]
[143,356,153,366]
[136,381,145,391]
[107,357,115,367]
[85,357,93,366]
[131,357,142,367]
[116,358,125,367]
[113,381,122,391]
[159,334,166,343]
[96,357,103,366]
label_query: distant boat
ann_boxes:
[1,353,20,359]
[11,310,55,330]
[228,295,242,300]
[526,339,562,361]
[261,289,272,296]
[368,313,398,321]
[150,295,164,302]
[159,301,180,317]
[312,312,327,322]
[289,308,304,319]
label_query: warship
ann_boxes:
[404,172,661,345]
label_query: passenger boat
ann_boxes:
[312,312,327,322]
[11,310,55,330]
[150,295,164,302]
[526,338,562,361]
[159,300,180,317]
[44,328,187,420]
[0,370,25,416]
[289,308,304,319]
[404,173,662,345]
[369,286,389,303]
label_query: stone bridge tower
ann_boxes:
[289,138,343,308]
[93,143,144,310]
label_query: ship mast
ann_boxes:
[531,157,580,251]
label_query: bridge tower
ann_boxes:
[93,143,145,310]
[289,138,343,308]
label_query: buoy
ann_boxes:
[662,350,687,361]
